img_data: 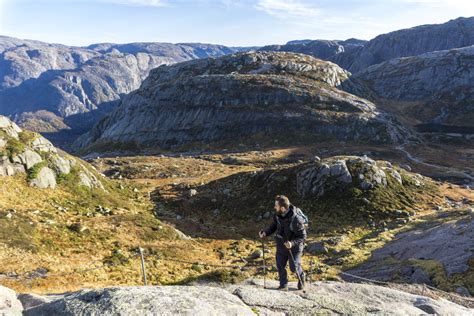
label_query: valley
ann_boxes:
[0,13,473,315]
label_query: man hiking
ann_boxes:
[259,195,307,291]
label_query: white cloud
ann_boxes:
[255,0,320,19]
[100,0,167,7]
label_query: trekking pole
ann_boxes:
[261,239,267,289]
[138,247,148,286]
[288,245,306,293]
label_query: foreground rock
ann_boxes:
[24,286,254,316]
[0,286,22,315]
[230,279,472,315]
[15,279,473,315]
[75,51,402,153]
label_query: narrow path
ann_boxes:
[396,143,474,182]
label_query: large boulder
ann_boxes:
[0,286,23,316]
[0,115,22,138]
[24,286,254,316]
[228,279,473,315]
[18,280,474,315]
[297,156,393,198]
[0,155,26,176]
[29,166,57,189]
[11,149,43,169]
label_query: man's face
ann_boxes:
[274,201,286,214]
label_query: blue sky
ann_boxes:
[1,0,473,46]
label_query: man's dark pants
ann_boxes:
[276,242,304,287]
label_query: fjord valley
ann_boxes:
[0,12,473,315]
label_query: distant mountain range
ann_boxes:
[0,36,251,147]
[260,17,474,73]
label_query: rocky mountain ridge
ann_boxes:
[342,45,474,129]
[261,17,474,74]
[74,51,404,153]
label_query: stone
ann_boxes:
[401,164,412,171]
[24,286,254,316]
[18,293,59,311]
[0,156,26,176]
[29,167,56,189]
[246,250,263,261]
[345,214,474,280]
[0,116,22,138]
[12,149,43,169]
[188,189,198,197]
[50,155,72,174]
[31,136,57,153]
[78,171,104,189]
[227,279,472,315]
[306,241,329,255]
[410,268,433,285]
[360,180,373,190]
[455,286,471,297]
[0,285,23,316]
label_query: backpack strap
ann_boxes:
[289,210,299,233]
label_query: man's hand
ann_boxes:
[259,230,266,238]
[284,241,292,249]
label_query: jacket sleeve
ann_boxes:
[290,216,306,245]
[264,215,278,236]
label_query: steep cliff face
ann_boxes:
[336,17,474,73]
[343,46,474,128]
[75,52,402,153]
[0,36,245,137]
[0,36,98,90]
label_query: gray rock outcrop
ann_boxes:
[0,115,103,189]
[24,286,255,316]
[344,214,474,292]
[0,285,23,316]
[343,45,474,128]
[297,156,395,197]
[29,166,57,189]
[75,52,400,153]
[16,280,473,315]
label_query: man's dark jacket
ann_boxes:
[264,204,306,245]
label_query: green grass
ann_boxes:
[27,161,50,181]
[5,136,26,157]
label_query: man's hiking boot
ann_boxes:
[277,285,289,291]
[298,279,305,290]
